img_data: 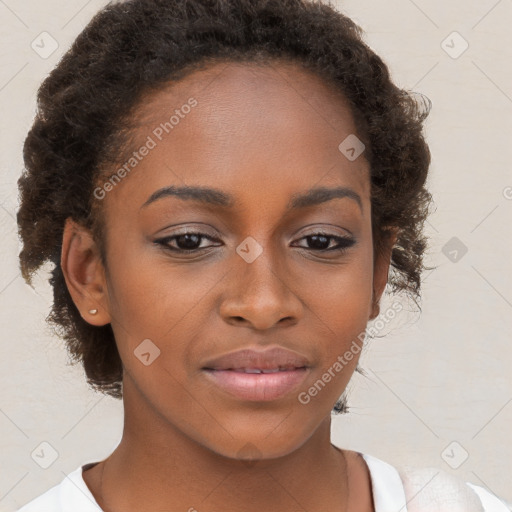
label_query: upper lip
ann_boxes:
[201,346,310,371]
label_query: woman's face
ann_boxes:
[81,61,391,459]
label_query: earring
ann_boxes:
[88,309,98,315]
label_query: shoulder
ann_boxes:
[358,452,510,512]
[395,463,511,512]
[16,462,103,512]
[16,482,62,511]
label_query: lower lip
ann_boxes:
[202,368,310,402]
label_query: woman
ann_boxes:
[15,0,510,510]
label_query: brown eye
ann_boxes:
[293,233,356,252]
[155,232,220,252]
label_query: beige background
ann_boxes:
[1,0,511,510]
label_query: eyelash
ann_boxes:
[154,231,356,254]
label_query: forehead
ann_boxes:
[103,59,370,215]
[136,59,362,148]
[141,57,351,103]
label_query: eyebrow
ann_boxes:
[140,185,363,213]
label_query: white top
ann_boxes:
[17,452,511,511]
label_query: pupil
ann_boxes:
[178,234,200,249]
[309,235,329,249]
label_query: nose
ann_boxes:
[219,245,303,330]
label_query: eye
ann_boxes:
[292,232,356,253]
[154,230,356,255]
[154,231,220,252]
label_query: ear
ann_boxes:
[61,218,111,326]
[369,227,398,321]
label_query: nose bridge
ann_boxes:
[239,240,285,298]
[220,236,302,328]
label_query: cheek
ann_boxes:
[106,240,216,332]
[306,245,374,329]
[105,254,212,402]
[301,247,373,385]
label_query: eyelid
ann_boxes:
[299,226,352,237]
[153,223,220,240]
[154,224,351,241]
[291,233,356,251]
[154,228,356,255]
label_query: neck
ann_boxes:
[93,376,351,512]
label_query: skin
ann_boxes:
[61,60,397,512]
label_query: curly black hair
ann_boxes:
[17,0,433,408]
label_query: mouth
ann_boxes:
[203,366,307,373]
[202,367,310,401]
[200,347,312,401]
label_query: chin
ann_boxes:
[196,410,321,463]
